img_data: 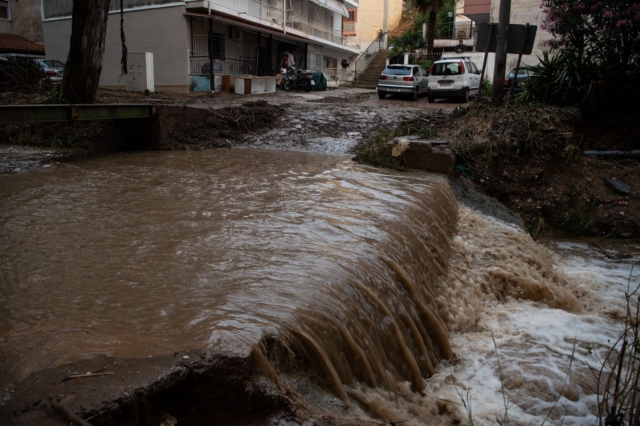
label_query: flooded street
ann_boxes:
[1,144,638,425]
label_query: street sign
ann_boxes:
[475,23,498,53]
[475,23,537,54]
[507,24,537,55]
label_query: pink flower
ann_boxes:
[627,70,633,75]
[603,10,614,18]
[620,211,625,215]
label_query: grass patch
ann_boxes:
[355,129,407,170]
[554,197,598,236]
[445,98,580,157]
[528,213,546,239]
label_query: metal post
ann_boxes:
[509,23,529,99]
[491,0,511,106]
[477,24,492,98]
[208,19,214,91]
[257,31,261,75]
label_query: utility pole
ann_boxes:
[491,0,511,106]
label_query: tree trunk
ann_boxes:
[427,10,437,54]
[61,0,111,104]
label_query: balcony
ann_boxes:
[342,21,356,34]
[189,0,358,48]
[286,14,343,45]
[432,21,475,40]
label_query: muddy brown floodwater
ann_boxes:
[0,146,588,425]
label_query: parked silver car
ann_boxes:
[377,64,429,101]
[34,59,65,84]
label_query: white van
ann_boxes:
[427,57,482,103]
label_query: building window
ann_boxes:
[0,1,10,20]
[342,9,356,35]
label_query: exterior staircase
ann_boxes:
[354,49,389,89]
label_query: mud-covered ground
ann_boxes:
[3,87,637,238]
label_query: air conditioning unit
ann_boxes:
[231,27,243,40]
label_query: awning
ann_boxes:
[309,0,349,17]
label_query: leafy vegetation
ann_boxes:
[388,5,455,57]
[519,0,640,116]
[354,130,407,170]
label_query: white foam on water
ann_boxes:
[425,216,639,425]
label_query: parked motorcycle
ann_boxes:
[281,66,313,92]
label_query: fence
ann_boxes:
[431,22,474,40]
[189,57,258,75]
[324,68,338,79]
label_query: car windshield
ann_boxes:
[383,66,412,75]
[432,62,462,76]
[41,60,65,69]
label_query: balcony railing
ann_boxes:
[354,32,386,79]
[208,0,283,26]
[192,0,359,47]
[432,22,474,40]
[189,57,258,75]
[342,21,356,32]
[286,14,342,44]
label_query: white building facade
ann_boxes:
[41,0,359,92]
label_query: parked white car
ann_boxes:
[427,57,482,103]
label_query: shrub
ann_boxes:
[529,0,640,115]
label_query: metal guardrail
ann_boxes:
[354,33,387,79]
[0,104,157,124]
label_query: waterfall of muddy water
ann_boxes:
[0,148,588,424]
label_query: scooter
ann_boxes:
[281,66,313,92]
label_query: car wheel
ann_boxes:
[411,88,419,101]
[283,79,293,91]
[378,91,386,99]
[460,88,469,103]
[428,96,435,103]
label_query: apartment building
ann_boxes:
[42,0,360,92]
[0,0,44,56]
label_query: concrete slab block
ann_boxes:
[386,136,456,176]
